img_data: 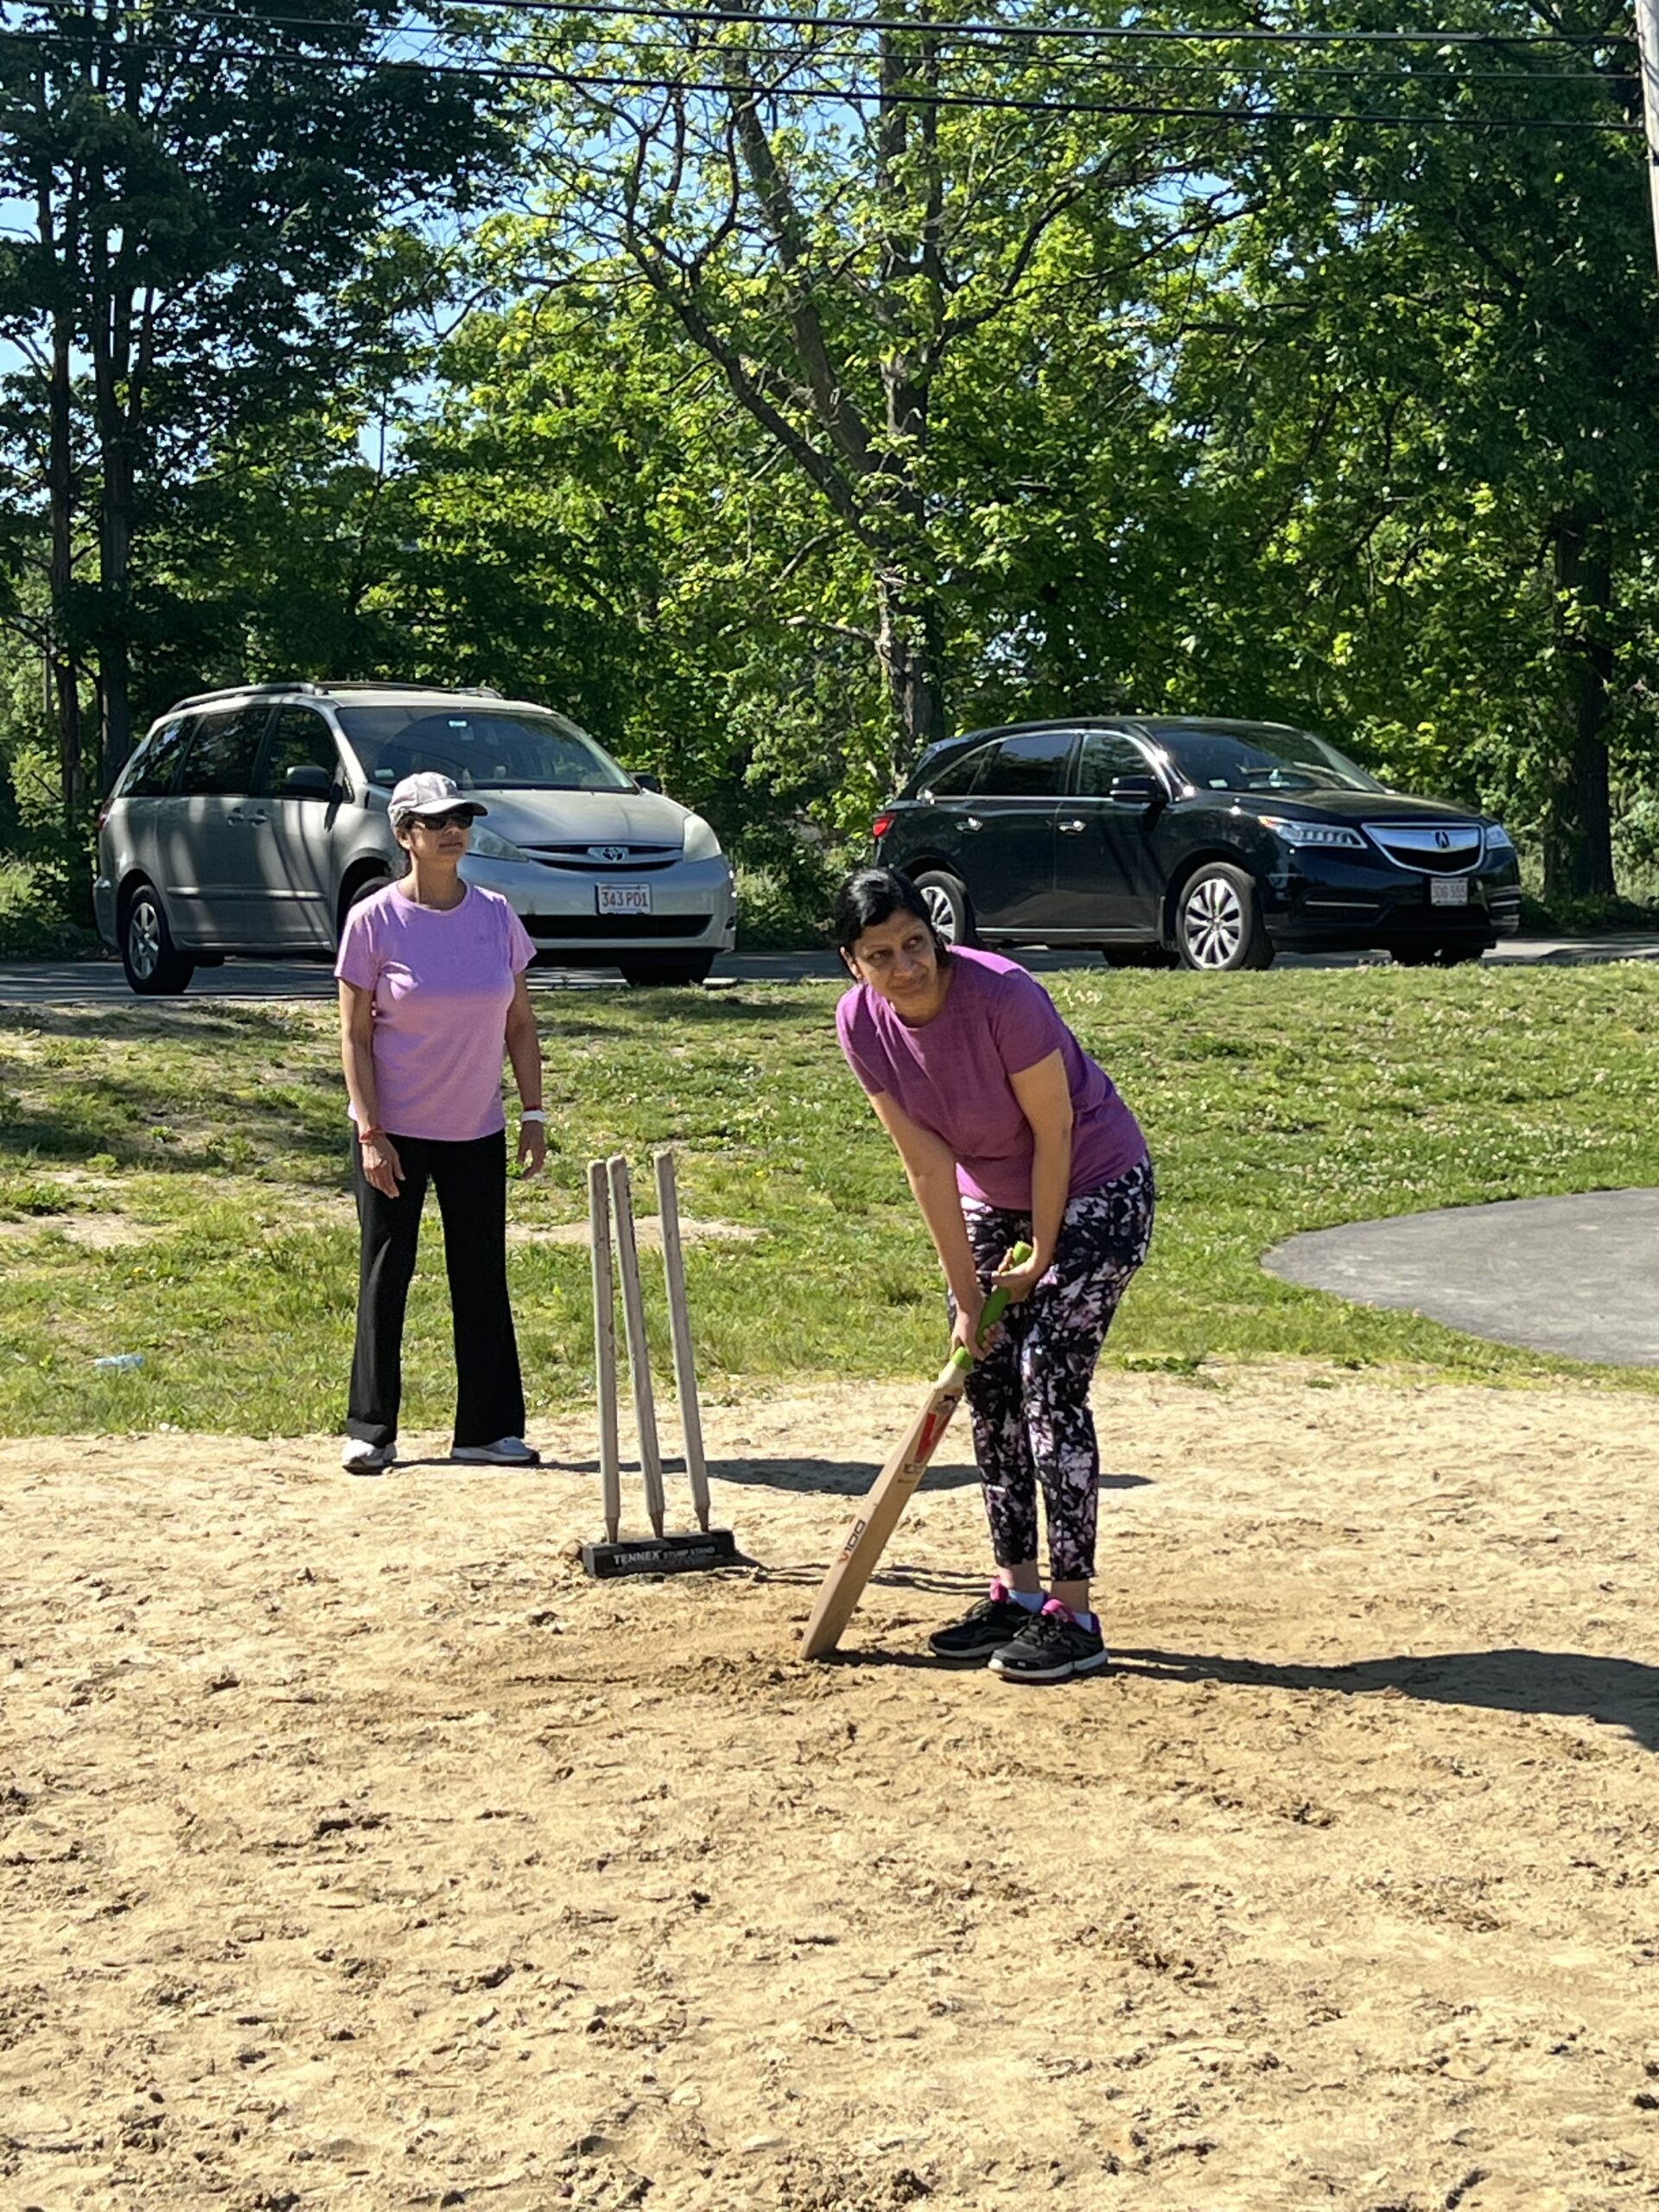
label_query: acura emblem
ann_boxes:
[1434,830,1451,849]
[590,844,628,862]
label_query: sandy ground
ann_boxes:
[4,1370,1659,2212]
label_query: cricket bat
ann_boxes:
[800,1242,1033,1660]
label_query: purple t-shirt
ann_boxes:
[335,883,537,1141]
[836,947,1147,1210]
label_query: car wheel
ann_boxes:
[619,953,716,987]
[121,882,195,996]
[338,867,396,939]
[911,869,977,949]
[1174,863,1273,973]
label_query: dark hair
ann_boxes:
[832,868,949,961]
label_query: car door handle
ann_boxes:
[238,810,268,827]
[1058,817,1088,835]
[955,815,984,833]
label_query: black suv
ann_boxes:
[871,717,1522,971]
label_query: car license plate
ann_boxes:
[597,883,652,916]
[1430,877,1470,906]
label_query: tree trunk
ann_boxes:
[1541,508,1616,904]
[46,270,85,823]
[88,253,136,793]
[874,562,946,781]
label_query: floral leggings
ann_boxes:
[951,1157,1155,1586]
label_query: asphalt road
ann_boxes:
[1265,1189,1659,1368]
[3,934,1659,1006]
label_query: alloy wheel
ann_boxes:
[920,881,960,944]
[128,895,162,981]
[1182,875,1243,969]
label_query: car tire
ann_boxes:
[121,881,195,996]
[337,866,397,941]
[911,869,977,949]
[1173,863,1274,973]
[619,953,716,988]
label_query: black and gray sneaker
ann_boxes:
[928,1580,1036,1661]
[987,1600,1110,1684]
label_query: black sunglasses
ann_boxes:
[407,808,476,832]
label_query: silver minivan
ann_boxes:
[94,681,738,993]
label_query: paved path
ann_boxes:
[5,933,1659,1006]
[1265,1189,1659,1367]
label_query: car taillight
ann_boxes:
[870,810,894,842]
[96,805,111,833]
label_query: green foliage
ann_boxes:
[0,857,98,956]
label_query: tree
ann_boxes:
[1153,1,1659,896]
[0,0,515,802]
[493,6,1243,776]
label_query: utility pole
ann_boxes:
[1639,0,1659,270]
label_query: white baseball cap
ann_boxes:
[387,771,488,824]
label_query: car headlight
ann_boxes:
[1257,816,1367,850]
[468,826,534,863]
[1484,822,1516,854]
[682,813,723,863]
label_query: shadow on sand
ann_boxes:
[704,1458,1154,1498]
[1115,1646,1659,1753]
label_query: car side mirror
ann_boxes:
[632,772,664,794]
[1109,773,1163,805]
[283,763,335,799]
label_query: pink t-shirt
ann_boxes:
[836,948,1147,1211]
[335,883,537,1141]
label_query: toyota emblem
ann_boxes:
[1434,830,1451,849]
[590,844,628,862]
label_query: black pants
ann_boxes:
[346,1128,526,1450]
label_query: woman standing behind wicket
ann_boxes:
[834,868,1154,1684]
[336,771,547,1475]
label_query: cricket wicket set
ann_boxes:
[581,1149,739,1580]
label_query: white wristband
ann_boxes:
[519,1109,547,1123]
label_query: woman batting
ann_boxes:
[336,772,547,1474]
[834,868,1154,1683]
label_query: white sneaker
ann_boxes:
[341,1436,397,1475]
[449,1436,541,1467]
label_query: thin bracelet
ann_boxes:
[357,1124,386,1141]
[519,1109,548,1123]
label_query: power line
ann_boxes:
[9,25,1643,127]
[69,0,1646,46]
[73,1,1642,83]
[77,1,1643,80]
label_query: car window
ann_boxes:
[336,706,633,792]
[177,706,270,797]
[258,707,341,795]
[974,732,1075,798]
[921,745,993,798]
[124,717,193,798]
[1163,727,1383,794]
[1076,733,1154,796]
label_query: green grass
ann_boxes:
[2,963,1657,1436]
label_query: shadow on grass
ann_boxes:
[0,1054,347,1176]
[1115,1646,1659,1753]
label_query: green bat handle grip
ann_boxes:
[949,1238,1035,1373]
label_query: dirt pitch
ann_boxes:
[3,1370,1659,2212]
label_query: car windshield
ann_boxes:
[1160,726,1384,796]
[337,705,635,793]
